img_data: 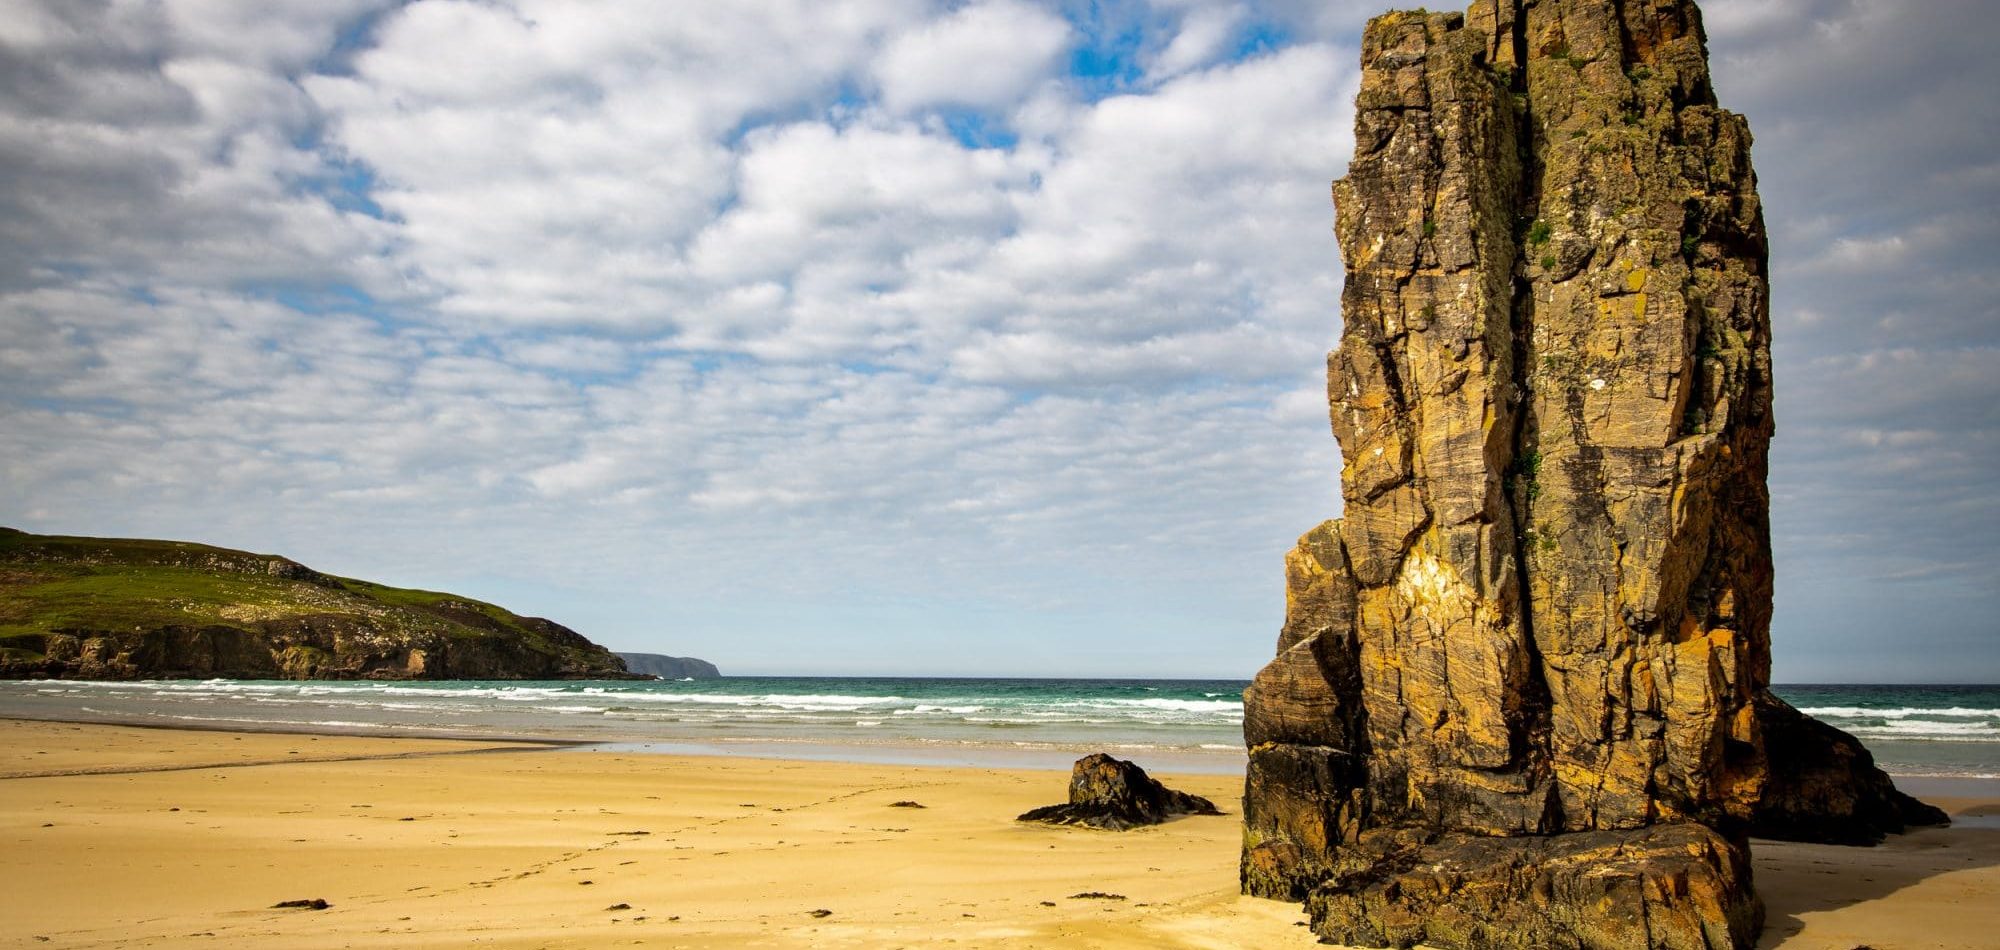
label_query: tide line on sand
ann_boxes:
[1,718,1997,948]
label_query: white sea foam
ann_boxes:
[160,714,380,729]
[1797,705,2000,742]
[1796,706,2000,720]
[581,692,909,710]
[374,701,460,712]
[966,716,1120,725]
[1052,697,1242,714]
[1840,720,2000,740]
[138,682,931,714]
[6,680,1252,754]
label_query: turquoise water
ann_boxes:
[1770,684,2000,779]
[1,678,1992,777]
[0,676,1248,764]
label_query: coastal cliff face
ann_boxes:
[0,528,632,681]
[1242,3,1943,946]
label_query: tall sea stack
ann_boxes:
[1240,2,1945,947]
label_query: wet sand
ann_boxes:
[1,718,1994,948]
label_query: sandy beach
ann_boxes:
[2,718,1995,949]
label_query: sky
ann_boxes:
[1,0,1994,682]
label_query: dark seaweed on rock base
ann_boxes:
[1018,753,1221,831]
[1241,2,1945,948]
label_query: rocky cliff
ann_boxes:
[615,652,720,679]
[1241,3,1944,947]
[0,528,633,680]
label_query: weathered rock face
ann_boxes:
[1243,2,1943,946]
[1019,753,1221,831]
[1750,693,1949,845]
[1308,822,1761,950]
[2,616,628,681]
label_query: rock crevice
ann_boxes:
[1242,3,1944,947]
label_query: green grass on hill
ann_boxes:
[0,527,579,660]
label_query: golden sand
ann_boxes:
[1,718,1994,948]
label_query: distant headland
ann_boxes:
[0,527,635,681]
[615,652,721,679]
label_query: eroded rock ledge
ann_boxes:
[1241,3,1943,947]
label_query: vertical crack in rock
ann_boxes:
[1241,2,1948,947]
[1499,0,1557,836]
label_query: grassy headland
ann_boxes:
[0,527,629,680]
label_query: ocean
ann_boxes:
[0,678,1993,778]
[1771,684,2000,780]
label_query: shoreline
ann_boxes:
[2,719,1996,948]
[5,710,1993,791]
[0,719,1311,949]
[6,678,1992,784]
[0,708,1254,775]
[13,709,1988,808]
[0,709,591,748]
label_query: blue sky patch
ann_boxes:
[937,109,1020,150]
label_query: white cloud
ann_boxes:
[873,0,1071,113]
[0,0,402,293]
[686,120,1031,292]
[1696,0,2000,680]
[2,0,1994,680]
[1148,3,1246,80]
[303,0,927,327]
[0,0,1372,677]
[1699,0,1820,43]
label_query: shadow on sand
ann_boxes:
[1755,790,2000,948]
